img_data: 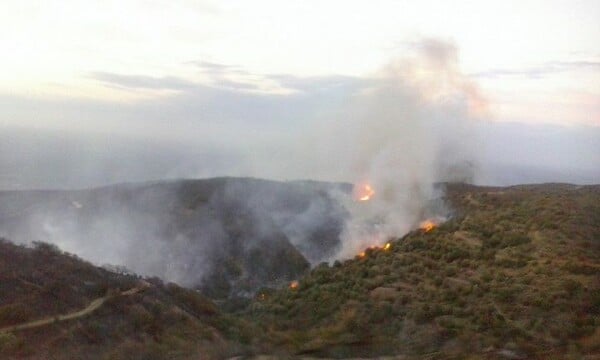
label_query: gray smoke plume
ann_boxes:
[307,39,485,259]
[0,39,485,287]
[2,38,597,293]
[0,178,348,298]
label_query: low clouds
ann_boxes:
[89,61,366,95]
[1,39,599,191]
[193,61,237,72]
[91,72,197,91]
[268,74,366,93]
[471,60,600,79]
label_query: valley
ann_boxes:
[0,180,598,359]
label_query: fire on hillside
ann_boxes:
[419,219,438,232]
[353,183,375,202]
[356,242,392,258]
[354,217,441,258]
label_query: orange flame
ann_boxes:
[357,242,392,257]
[354,183,375,201]
[419,220,437,232]
[289,280,299,289]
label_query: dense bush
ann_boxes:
[0,304,32,326]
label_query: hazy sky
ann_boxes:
[0,0,599,189]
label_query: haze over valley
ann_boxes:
[0,1,598,359]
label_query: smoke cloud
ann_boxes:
[318,39,483,258]
[1,38,598,293]
[0,179,348,297]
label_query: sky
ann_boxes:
[0,0,599,189]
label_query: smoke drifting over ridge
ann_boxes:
[0,39,484,284]
[0,179,348,297]
[3,39,597,293]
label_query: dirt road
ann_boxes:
[0,284,147,333]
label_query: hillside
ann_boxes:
[0,239,258,359]
[0,182,598,359]
[0,178,350,299]
[246,183,600,358]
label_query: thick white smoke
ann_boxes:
[328,39,486,259]
[0,39,488,291]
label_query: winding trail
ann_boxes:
[0,282,148,334]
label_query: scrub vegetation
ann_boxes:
[0,183,598,359]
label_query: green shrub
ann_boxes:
[0,332,20,353]
[561,279,582,296]
[0,303,32,326]
[563,261,598,275]
[501,232,531,247]
[445,248,470,262]
[494,287,517,303]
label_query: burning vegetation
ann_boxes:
[289,280,299,290]
[353,182,375,201]
[248,184,600,358]
[356,242,392,258]
[419,219,437,232]
[1,184,598,359]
